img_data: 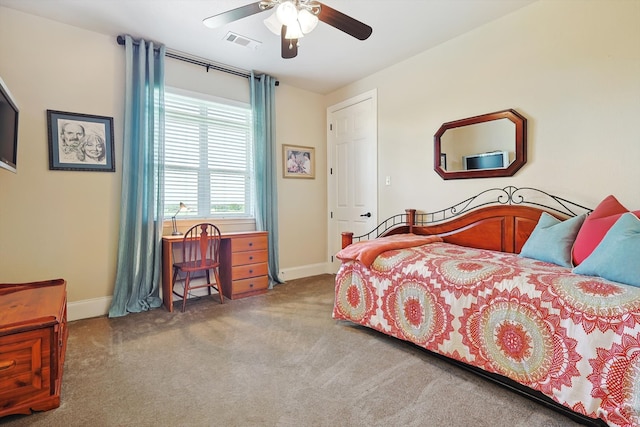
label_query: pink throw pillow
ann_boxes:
[572,195,640,265]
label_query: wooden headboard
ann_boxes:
[341,187,592,253]
[408,205,545,253]
[342,205,547,253]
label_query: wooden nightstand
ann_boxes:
[0,279,68,418]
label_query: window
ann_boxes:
[164,88,253,219]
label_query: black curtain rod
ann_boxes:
[116,35,279,85]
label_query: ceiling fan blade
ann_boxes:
[203,2,269,29]
[281,26,298,59]
[317,2,372,41]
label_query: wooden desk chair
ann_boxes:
[172,223,224,312]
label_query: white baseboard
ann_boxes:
[278,262,333,282]
[68,296,112,321]
[67,262,334,321]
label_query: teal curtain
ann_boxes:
[109,35,166,317]
[250,72,283,287]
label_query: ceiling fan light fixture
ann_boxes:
[276,1,298,26]
[262,1,320,41]
[263,10,282,36]
[258,0,278,11]
[284,21,304,40]
[297,8,318,34]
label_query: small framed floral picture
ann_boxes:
[283,144,315,179]
[47,110,115,172]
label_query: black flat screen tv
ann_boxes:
[463,151,509,171]
[0,76,19,173]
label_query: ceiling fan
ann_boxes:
[203,1,373,59]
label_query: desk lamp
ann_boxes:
[171,202,188,236]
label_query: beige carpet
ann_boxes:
[1,274,583,427]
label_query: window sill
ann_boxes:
[163,217,257,236]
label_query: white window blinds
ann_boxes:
[164,89,253,219]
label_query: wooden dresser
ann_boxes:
[0,279,68,418]
[219,232,269,299]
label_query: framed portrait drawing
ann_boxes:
[283,144,315,179]
[47,110,115,172]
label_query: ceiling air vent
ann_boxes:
[224,32,261,50]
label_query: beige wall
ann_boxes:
[326,0,640,219]
[275,84,327,279]
[0,10,124,304]
[0,7,327,317]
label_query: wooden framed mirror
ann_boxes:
[434,109,527,180]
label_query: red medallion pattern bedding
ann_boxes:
[333,241,640,427]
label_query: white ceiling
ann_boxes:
[0,0,537,94]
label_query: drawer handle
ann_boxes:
[249,256,254,260]
[249,242,253,247]
[249,269,253,274]
[0,359,16,371]
[249,283,254,288]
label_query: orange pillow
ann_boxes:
[572,195,640,265]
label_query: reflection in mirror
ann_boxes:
[441,119,514,172]
[434,109,527,180]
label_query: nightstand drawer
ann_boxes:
[232,250,268,266]
[232,263,268,280]
[233,236,268,252]
[232,276,269,295]
[0,329,51,402]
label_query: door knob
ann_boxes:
[360,212,371,218]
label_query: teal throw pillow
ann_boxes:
[573,212,640,287]
[519,212,586,267]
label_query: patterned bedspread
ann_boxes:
[333,242,640,427]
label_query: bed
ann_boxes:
[333,187,640,427]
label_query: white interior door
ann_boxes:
[327,89,378,273]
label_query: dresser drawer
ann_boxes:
[232,263,268,280]
[232,250,268,266]
[0,329,51,403]
[194,232,269,303]
[232,276,269,296]
[233,236,268,252]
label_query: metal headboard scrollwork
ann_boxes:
[349,186,592,244]
[414,186,592,225]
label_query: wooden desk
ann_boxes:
[162,231,269,312]
[0,279,68,418]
